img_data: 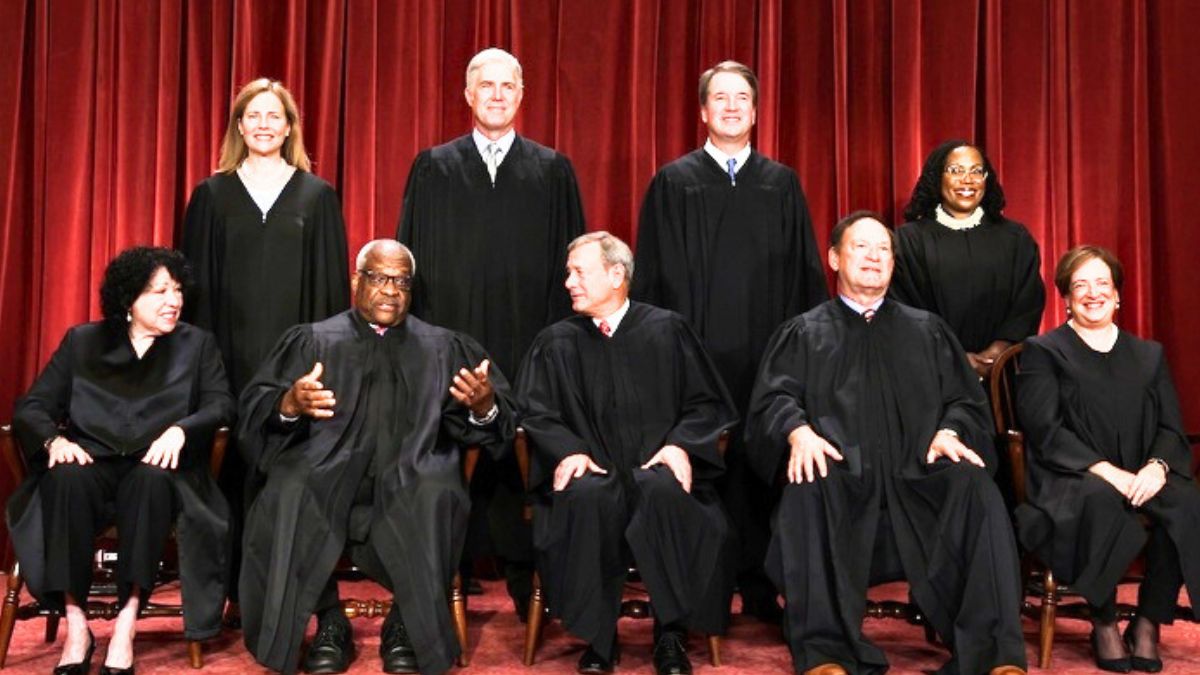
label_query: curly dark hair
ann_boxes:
[99,247,193,329]
[902,139,1007,222]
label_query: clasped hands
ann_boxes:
[786,425,985,483]
[279,359,496,420]
[47,425,185,470]
[553,445,692,493]
[1090,460,1167,508]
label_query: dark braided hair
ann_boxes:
[902,139,1006,222]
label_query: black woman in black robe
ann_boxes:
[7,247,233,673]
[1016,246,1200,672]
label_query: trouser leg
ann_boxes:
[1138,523,1184,625]
[113,462,177,605]
[38,460,121,606]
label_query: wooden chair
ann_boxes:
[989,343,1197,669]
[0,423,229,669]
[518,429,725,667]
[333,445,480,668]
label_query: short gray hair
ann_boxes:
[465,48,523,90]
[568,231,634,283]
[356,239,415,274]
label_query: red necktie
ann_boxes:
[598,319,613,337]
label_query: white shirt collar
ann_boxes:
[704,139,752,176]
[473,128,516,163]
[839,294,884,316]
[591,299,631,334]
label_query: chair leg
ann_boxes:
[707,634,721,667]
[450,572,469,667]
[0,563,24,667]
[523,571,545,666]
[1039,569,1058,669]
[188,640,203,668]
[44,613,59,643]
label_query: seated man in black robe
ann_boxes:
[237,239,515,675]
[746,212,1027,675]
[517,232,738,675]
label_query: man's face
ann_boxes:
[700,71,756,147]
[351,248,413,327]
[465,61,523,138]
[564,242,624,318]
[829,218,894,298]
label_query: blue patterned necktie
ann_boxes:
[726,157,737,185]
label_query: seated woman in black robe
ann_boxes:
[891,139,1045,378]
[6,247,234,675]
[1016,245,1200,673]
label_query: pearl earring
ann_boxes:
[126,311,132,323]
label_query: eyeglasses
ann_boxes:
[358,269,413,290]
[944,165,988,180]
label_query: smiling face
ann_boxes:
[1067,256,1119,330]
[564,241,626,319]
[351,245,413,327]
[237,91,290,160]
[939,145,987,217]
[129,267,183,338]
[829,217,894,302]
[700,71,756,148]
[465,60,523,139]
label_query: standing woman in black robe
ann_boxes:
[891,140,1045,378]
[6,247,234,674]
[180,78,349,602]
[1016,246,1200,672]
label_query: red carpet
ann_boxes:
[2,576,1198,673]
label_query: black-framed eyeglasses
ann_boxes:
[944,165,988,180]
[358,269,413,290]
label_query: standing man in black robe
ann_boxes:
[517,232,738,675]
[633,60,827,621]
[237,240,515,675]
[746,211,1026,675]
[398,47,585,613]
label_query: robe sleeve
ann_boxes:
[180,181,219,329]
[664,316,739,474]
[236,325,317,471]
[995,226,1045,343]
[1015,339,1105,473]
[631,172,675,306]
[544,157,586,325]
[514,333,595,491]
[174,330,235,447]
[745,318,813,485]
[783,172,829,312]
[1146,349,1193,478]
[304,183,351,322]
[397,151,432,318]
[12,329,76,463]
[889,224,932,310]
[930,319,996,469]
[438,333,516,457]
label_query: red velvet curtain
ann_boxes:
[3,0,1199,512]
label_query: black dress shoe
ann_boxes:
[1090,629,1132,673]
[577,641,619,674]
[380,615,418,674]
[304,616,355,674]
[53,629,94,675]
[652,632,692,675]
[1124,622,1163,673]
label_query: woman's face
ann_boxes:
[129,267,183,338]
[1067,256,1119,330]
[237,91,290,160]
[939,145,987,217]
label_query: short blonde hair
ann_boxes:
[217,78,311,173]
[465,48,523,90]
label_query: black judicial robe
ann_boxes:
[181,170,350,394]
[6,322,234,639]
[890,216,1044,354]
[632,149,827,410]
[398,134,585,376]
[237,310,515,675]
[516,302,739,655]
[1015,325,1200,611]
[747,299,1025,674]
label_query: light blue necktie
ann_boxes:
[726,157,737,185]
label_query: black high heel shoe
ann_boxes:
[99,665,134,675]
[52,628,94,675]
[1090,629,1132,673]
[1124,620,1164,673]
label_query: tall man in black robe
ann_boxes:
[633,61,827,620]
[746,212,1027,675]
[237,240,515,675]
[517,232,738,675]
[398,47,585,611]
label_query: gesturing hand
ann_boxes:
[786,425,843,483]
[142,425,185,470]
[449,359,495,417]
[553,453,607,491]
[925,430,986,468]
[642,445,692,493]
[46,436,93,468]
[279,362,337,419]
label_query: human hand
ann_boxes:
[965,352,993,378]
[449,359,495,417]
[642,445,692,493]
[786,425,843,483]
[553,453,607,491]
[46,436,93,468]
[143,425,185,470]
[925,429,986,467]
[1089,461,1137,497]
[1128,461,1167,507]
[280,362,336,419]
